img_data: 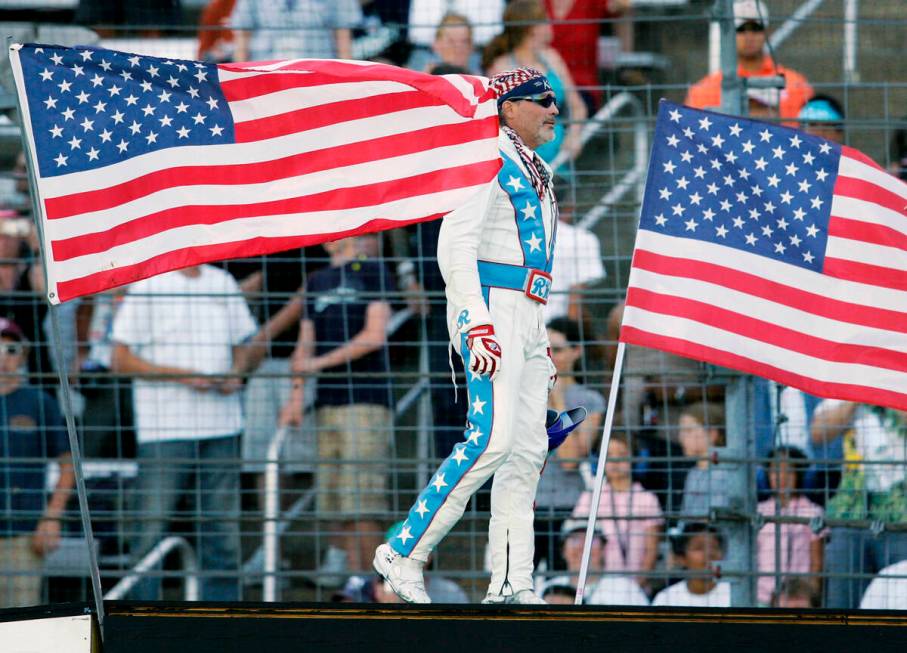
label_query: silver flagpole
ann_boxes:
[8,42,107,635]
[574,340,626,604]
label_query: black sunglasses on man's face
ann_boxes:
[508,93,558,109]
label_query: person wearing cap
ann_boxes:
[374,67,561,605]
[685,0,813,120]
[797,94,846,144]
[0,318,73,608]
[538,518,649,605]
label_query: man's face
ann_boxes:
[563,531,604,572]
[501,92,559,150]
[804,123,844,144]
[433,24,473,68]
[736,22,766,59]
[682,533,723,571]
[0,336,25,386]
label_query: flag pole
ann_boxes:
[574,340,626,604]
[8,42,107,635]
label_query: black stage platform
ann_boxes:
[6,602,907,653]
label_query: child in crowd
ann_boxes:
[757,446,825,606]
[572,433,662,593]
[679,401,731,518]
[652,523,730,607]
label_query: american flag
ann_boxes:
[10,43,500,303]
[622,100,907,411]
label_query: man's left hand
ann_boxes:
[31,518,62,557]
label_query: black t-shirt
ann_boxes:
[304,258,395,408]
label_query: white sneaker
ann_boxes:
[482,589,547,605]
[373,543,431,604]
[314,545,348,589]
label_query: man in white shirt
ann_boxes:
[546,217,605,323]
[112,265,257,600]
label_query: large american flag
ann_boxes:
[10,43,500,303]
[622,100,907,411]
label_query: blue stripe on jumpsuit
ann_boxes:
[499,153,547,270]
[391,333,494,556]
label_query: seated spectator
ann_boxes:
[232,0,362,62]
[280,237,396,588]
[685,0,812,120]
[540,580,577,604]
[539,518,648,606]
[773,576,819,609]
[797,95,846,143]
[112,264,258,601]
[483,0,588,165]
[407,0,503,53]
[572,433,662,593]
[859,559,907,610]
[756,446,825,606]
[543,0,632,113]
[813,402,907,609]
[408,11,481,74]
[0,318,74,609]
[547,207,605,324]
[535,317,604,570]
[652,523,730,607]
[679,401,731,519]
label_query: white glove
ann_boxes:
[466,324,502,381]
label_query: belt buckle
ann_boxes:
[525,269,552,305]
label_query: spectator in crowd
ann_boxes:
[773,576,818,609]
[197,0,237,62]
[483,0,588,165]
[111,264,258,600]
[812,402,907,609]
[280,237,395,588]
[232,0,362,62]
[542,518,649,606]
[407,0,503,54]
[797,95,845,143]
[546,205,605,324]
[408,12,481,74]
[652,523,730,607]
[543,0,632,113]
[534,317,604,571]
[572,433,662,593]
[540,580,577,604]
[889,118,907,180]
[679,401,732,520]
[756,446,825,606]
[0,318,73,609]
[685,0,813,120]
[859,559,907,610]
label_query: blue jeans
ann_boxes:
[824,527,907,608]
[129,435,241,601]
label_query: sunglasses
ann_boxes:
[0,342,23,356]
[508,93,558,109]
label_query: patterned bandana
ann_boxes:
[503,125,551,202]
[489,67,553,106]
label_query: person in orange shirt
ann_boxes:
[685,0,813,120]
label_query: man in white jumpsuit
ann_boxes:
[375,68,560,604]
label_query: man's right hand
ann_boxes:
[466,324,502,381]
[279,389,305,427]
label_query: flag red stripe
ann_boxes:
[626,286,907,373]
[828,215,907,251]
[833,175,907,218]
[631,248,907,334]
[233,90,447,143]
[220,71,376,102]
[44,117,499,220]
[841,145,886,172]
[620,325,907,412]
[824,256,907,292]
[54,215,442,303]
[50,160,500,261]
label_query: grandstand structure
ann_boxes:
[0,0,905,649]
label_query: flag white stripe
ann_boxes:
[839,154,907,200]
[826,236,907,271]
[634,230,907,312]
[52,184,487,281]
[831,195,907,237]
[629,267,907,354]
[227,81,415,123]
[40,103,497,197]
[47,139,498,239]
[623,305,907,395]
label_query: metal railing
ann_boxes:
[104,536,199,601]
